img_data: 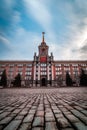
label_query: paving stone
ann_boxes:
[13,109,21,114]
[23,114,34,123]
[4,120,21,130]
[29,109,36,114]
[51,106,58,110]
[32,106,37,109]
[0,116,13,125]
[9,113,17,117]
[53,109,62,114]
[81,110,87,116]
[18,123,31,130]
[36,111,44,116]
[0,110,3,114]
[37,107,44,111]
[65,106,73,110]
[60,107,68,112]
[73,122,87,130]
[57,117,71,128]
[55,113,64,118]
[33,117,44,127]
[65,114,79,123]
[19,110,28,115]
[45,122,58,130]
[74,106,83,111]
[0,112,10,120]
[4,107,14,112]
[45,114,55,122]
[79,116,87,125]
[32,127,44,130]
[71,110,85,118]
[0,88,87,130]
[45,109,52,112]
[63,111,71,115]
[15,115,24,120]
[45,112,53,117]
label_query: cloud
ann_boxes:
[0,0,87,60]
[24,0,87,60]
[80,40,87,59]
[2,27,41,60]
[0,35,10,45]
[0,0,21,35]
[48,0,87,60]
[24,0,52,28]
[0,34,12,57]
[23,0,56,41]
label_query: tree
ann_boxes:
[13,73,21,87]
[66,71,72,86]
[80,69,87,86]
[0,69,7,87]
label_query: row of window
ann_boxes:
[55,64,87,67]
[0,64,32,67]
[0,63,87,67]
[56,71,80,75]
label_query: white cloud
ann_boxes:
[0,35,10,45]
[7,27,41,60]
[12,0,87,60]
[11,0,87,60]
[24,0,56,41]
[1,0,87,60]
[12,11,21,25]
[51,1,87,60]
[24,0,51,28]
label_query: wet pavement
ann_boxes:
[0,87,87,130]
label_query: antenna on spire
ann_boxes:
[42,32,45,42]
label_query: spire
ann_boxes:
[42,32,45,42]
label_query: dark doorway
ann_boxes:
[41,78,46,86]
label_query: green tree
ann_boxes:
[13,73,21,87]
[0,69,7,87]
[80,69,87,86]
[66,71,72,86]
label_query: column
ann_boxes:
[51,63,54,80]
[38,62,40,86]
[47,63,50,86]
[33,63,36,86]
[51,63,54,86]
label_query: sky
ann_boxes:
[0,0,87,60]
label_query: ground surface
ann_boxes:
[0,87,87,130]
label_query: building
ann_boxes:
[0,32,87,87]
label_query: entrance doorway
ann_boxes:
[41,78,46,86]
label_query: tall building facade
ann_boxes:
[0,32,87,87]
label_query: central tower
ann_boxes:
[38,32,49,62]
[33,32,55,87]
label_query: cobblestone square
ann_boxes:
[0,87,87,130]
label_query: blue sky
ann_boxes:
[0,0,87,60]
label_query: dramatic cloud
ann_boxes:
[0,0,87,60]
[80,39,87,59]
[0,35,10,45]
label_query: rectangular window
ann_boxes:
[17,64,23,67]
[9,64,14,67]
[26,64,32,67]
